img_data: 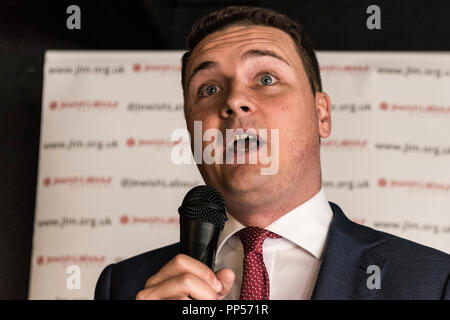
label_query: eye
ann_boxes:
[259,73,277,86]
[199,84,220,97]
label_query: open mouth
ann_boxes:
[224,130,266,156]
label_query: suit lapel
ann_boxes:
[311,202,391,300]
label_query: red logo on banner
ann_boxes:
[49,101,58,110]
[126,138,136,147]
[119,214,179,227]
[120,215,129,225]
[321,139,367,149]
[43,176,113,187]
[133,63,141,72]
[43,177,51,187]
[36,254,106,266]
[131,63,181,73]
[380,102,450,114]
[378,178,387,187]
[351,217,366,225]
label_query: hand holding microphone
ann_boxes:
[136,186,235,300]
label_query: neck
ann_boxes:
[226,180,321,228]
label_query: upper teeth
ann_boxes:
[233,133,250,142]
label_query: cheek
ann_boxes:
[263,93,317,154]
[186,116,222,146]
[186,97,224,124]
[186,102,216,128]
[262,92,312,130]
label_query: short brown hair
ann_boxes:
[181,6,322,95]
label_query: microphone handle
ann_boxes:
[180,218,221,269]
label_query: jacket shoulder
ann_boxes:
[329,201,450,263]
[370,232,450,299]
[328,202,450,299]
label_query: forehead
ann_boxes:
[186,25,301,75]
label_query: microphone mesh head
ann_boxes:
[178,185,227,230]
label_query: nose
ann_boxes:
[220,85,255,118]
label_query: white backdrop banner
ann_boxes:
[29,51,450,299]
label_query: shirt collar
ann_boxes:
[216,187,333,259]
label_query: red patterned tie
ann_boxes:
[237,227,281,300]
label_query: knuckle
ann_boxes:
[135,290,147,300]
[145,276,156,288]
[180,273,194,287]
[208,273,217,286]
[172,254,186,268]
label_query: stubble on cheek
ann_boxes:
[276,100,321,180]
[285,126,321,185]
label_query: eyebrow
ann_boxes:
[187,49,291,89]
[241,49,291,67]
[187,61,218,89]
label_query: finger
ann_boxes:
[178,296,193,300]
[137,273,219,300]
[145,254,222,292]
[168,295,193,300]
[215,268,235,299]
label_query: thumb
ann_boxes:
[215,268,235,299]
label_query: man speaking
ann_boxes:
[95,6,450,300]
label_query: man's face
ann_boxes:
[183,25,331,215]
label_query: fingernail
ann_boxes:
[213,278,222,292]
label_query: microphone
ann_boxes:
[178,185,227,269]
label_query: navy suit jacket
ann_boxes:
[95,202,450,299]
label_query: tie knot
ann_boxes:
[237,227,281,254]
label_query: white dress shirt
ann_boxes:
[213,188,333,300]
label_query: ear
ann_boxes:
[315,91,332,139]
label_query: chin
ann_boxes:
[220,164,270,195]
